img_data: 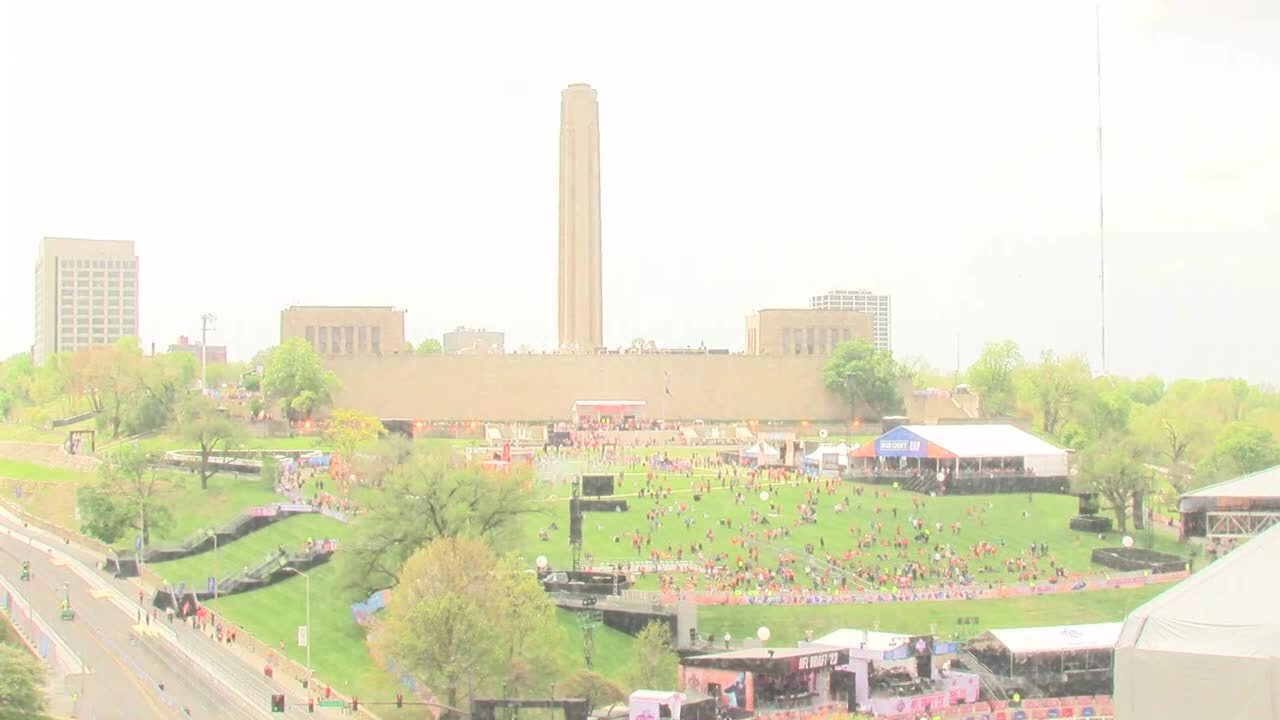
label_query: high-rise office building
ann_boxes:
[557,83,603,351]
[33,237,139,363]
[809,289,892,352]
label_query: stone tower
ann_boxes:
[557,83,603,351]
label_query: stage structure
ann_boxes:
[473,698,588,720]
[572,399,646,426]
[803,629,974,716]
[965,622,1121,698]
[1177,464,1280,539]
[848,424,1070,495]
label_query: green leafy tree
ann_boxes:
[1113,375,1165,406]
[493,561,567,698]
[260,453,279,485]
[624,621,679,691]
[1200,378,1255,424]
[119,352,195,436]
[899,355,957,391]
[557,670,626,713]
[1023,351,1091,438]
[376,537,562,718]
[69,338,156,438]
[176,395,245,489]
[1077,433,1152,533]
[246,396,265,420]
[0,353,35,407]
[822,339,903,419]
[0,643,47,718]
[966,340,1023,416]
[1197,422,1280,485]
[1130,401,1211,493]
[416,339,443,355]
[323,408,386,460]
[1060,380,1134,450]
[78,443,174,545]
[337,451,538,598]
[261,338,339,422]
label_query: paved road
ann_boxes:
[0,508,316,719]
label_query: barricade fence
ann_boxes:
[639,571,1188,607]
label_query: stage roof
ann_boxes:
[978,622,1123,655]
[852,424,1067,461]
[681,646,848,673]
[1180,464,1280,500]
[900,424,1065,458]
[809,629,913,653]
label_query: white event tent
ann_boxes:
[1113,524,1280,719]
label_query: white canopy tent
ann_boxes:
[1114,524,1280,720]
[804,443,850,470]
[903,424,1069,477]
[629,690,686,720]
[741,441,780,458]
[980,623,1122,656]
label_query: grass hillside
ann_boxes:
[148,513,352,587]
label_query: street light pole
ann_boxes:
[200,313,216,394]
[286,567,311,686]
[208,530,219,599]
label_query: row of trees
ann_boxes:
[824,337,1280,530]
[0,336,345,435]
[0,339,199,438]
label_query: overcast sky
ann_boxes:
[2,1,1277,384]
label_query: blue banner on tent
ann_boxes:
[874,426,929,458]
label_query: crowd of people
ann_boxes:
[556,452,1098,601]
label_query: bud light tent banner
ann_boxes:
[874,425,930,458]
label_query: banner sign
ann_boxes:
[279,503,314,513]
[248,506,278,518]
[793,650,842,671]
[875,427,928,458]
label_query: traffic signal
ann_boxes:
[270,694,285,713]
[396,693,403,708]
[308,697,314,713]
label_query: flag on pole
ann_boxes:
[664,370,673,397]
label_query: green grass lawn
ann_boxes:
[204,562,421,719]
[519,460,1189,591]
[157,473,283,543]
[0,422,72,444]
[0,459,94,483]
[148,513,352,587]
[554,608,639,684]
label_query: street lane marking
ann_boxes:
[91,589,113,599]
[50,557,70,566]
[132,624,164,638]
[81,622,173,719]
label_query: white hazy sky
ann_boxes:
[2,1,1277,383]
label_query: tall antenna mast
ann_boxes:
[1095,4,1107,375]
